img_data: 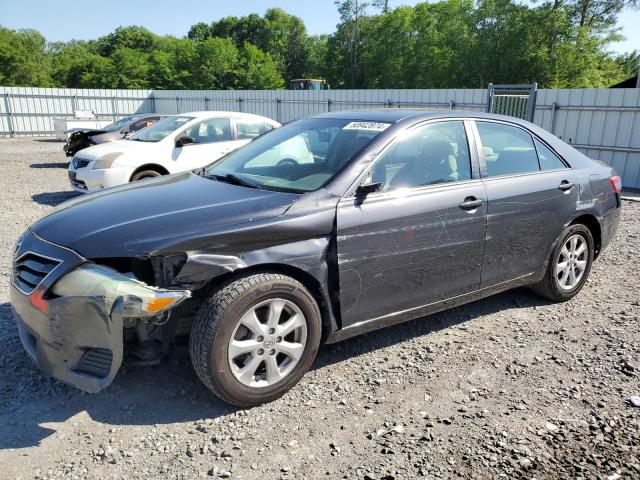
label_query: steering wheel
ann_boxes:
[277,158,299,167]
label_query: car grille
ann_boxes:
[75,349,113,378]
[13,252,61,294]
[72,157,90,169]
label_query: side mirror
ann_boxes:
[355,182,382,197]
[175,135,196,148]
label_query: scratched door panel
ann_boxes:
[336,180,487,327]
[480,170,579,288]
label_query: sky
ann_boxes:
[0,0,638,55]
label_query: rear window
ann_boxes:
[476,122,540,177]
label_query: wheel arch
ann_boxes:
[129,163,169,181]
[570,213,602,258]
[197,263,336,344]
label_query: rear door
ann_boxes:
[472,120,579,287]
[336,120,487,327]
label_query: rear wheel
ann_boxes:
[532,224,594,302]
[190,272,322,406]
[131,169,162,182]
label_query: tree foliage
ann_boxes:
[0,0,637,90]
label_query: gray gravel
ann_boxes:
[0,138,638,480]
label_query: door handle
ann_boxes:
[558,181,575,191]
[459,197,484,210]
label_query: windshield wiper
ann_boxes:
[207,173,262,190]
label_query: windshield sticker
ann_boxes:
[343,121,391,132]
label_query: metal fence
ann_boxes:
[487,83,537,122]
[1,86,639,188]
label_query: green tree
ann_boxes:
[191,37,239,89]
[237,42,285,89]
[96,26,157,56]
[0,28,50,86]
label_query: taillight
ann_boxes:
[609,175,622,193]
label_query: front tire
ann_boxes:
[131,169,162,182]
[190,272,322,406]
[532,224,594,302]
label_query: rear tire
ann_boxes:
[531,224,594,302]
[131,170,162,182]
[189,272,322,406]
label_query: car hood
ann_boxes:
[73,139,156,159]
[65,127,106,135]
[31,172,299,258]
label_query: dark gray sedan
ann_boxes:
[11,110,621,406]
[63,114,166,157]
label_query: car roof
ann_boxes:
[177,111,276,121]
[315,109,533,126]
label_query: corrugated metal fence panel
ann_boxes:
[0,86,152,135]
[534,88,640,187]
[1,86,639,186]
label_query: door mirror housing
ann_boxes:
[355,182,383,197]
[175,135,196,148]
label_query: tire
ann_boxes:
[531,224,594,302]
[190,272,322,406]
[276,158,298,167]
[131,169,162,182]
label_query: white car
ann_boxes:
[68,111,280,193]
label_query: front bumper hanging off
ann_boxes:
[12,290,125,393]
[10,230,126,393]
[10,229,189,393]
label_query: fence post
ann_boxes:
[111,97,117,120]
[275,99,281,123]
[4,93,15,138]
[71,94,78,114]
[385,99,391,108]
[238,98,243,112]
[327,99,331,112]
[449,100,455,110]
[486,83,494,113]
[176,96,180,114]
[150,93,156,113]
[204,97,209,111]
[549,102,558,135]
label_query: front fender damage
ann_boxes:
[171,237,340,335]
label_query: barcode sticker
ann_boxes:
[343,122,391,132]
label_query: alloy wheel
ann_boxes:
[555,234,588,291]
[227,298,307,388]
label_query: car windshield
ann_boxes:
[104,115,138,132]
[205,117,389,193]
[128,116,194,142]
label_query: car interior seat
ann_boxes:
[327,132,372,173]
[390,140,458,188]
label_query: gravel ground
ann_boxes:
[0,138,638,480]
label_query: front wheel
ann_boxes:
[190,272,322,406]
[131,170,162,182]
[532,224,594,302]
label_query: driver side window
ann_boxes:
[370,121,472,192]
[184,118,232,144]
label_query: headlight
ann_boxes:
[51,263,190,317]
[92,152,123,170]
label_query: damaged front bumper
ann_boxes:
[10,229,189,393]
[12,286,125,393]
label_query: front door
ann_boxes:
[336,120,487,327]
[173,117,243,170]
[472,120,580,287]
